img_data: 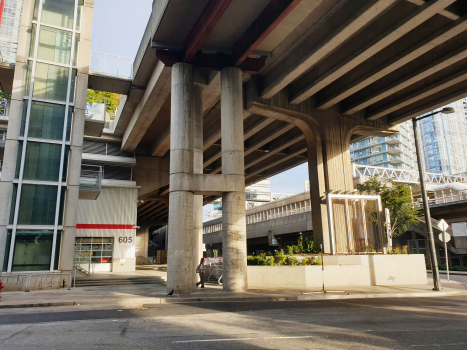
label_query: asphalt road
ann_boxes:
[1,294,466,350]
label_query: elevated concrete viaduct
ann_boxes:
[106,0,467,293]
[3,0,467,291]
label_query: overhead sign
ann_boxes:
[439,232,451,243]
[437,219,449,232]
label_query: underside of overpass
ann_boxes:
[3,0,467,291]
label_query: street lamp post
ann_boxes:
[412,107,454,291]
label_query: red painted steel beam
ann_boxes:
[0,0,4,29]
[233,0,302,66]
[184,0,233,62]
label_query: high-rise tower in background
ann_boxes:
[350,121,417,171]
[0,0,23,64]
[417,98,467,175]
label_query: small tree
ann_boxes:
[356,177,421,237]
[87,89,122,116]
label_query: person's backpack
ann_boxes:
[196,264,201,273]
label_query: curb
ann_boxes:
[0,289,464,310]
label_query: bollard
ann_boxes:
[0,279,3,298]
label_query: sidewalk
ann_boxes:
[0,277,465,309]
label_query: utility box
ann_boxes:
[157,250,167,264]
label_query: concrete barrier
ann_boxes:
[247,254,427,288]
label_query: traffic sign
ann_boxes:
[439,232,451,243]
[437,219,449,232]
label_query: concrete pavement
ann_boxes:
[0,273,465,309]
[1,295,467,349]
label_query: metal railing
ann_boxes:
[0,273,71,292]
[0,274,29,292]
[90,51,133,79]
[352,164,467,184]
[414,189,467,208]
[204,197,312,234]
[73,250,94,276]
[0,98,9,119]
[79,165,103,193]
[26,273,71,292]
[85,97,107,122]
[0,129,6,147]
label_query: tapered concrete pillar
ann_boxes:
[193,85,204,274]
[167,63,195,293]
[221,67,247,292]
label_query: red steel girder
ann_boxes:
[233,0,302,66]
[184,0,234,62]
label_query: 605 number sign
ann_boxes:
[118,236,133,243]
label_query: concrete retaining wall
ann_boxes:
[247,255,427,288]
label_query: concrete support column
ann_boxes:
[193,85,204,274]
[220,67,247,292]
[167,63,194,293]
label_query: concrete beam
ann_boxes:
[232,0,302,66]
[245,134,305,170]
[318,16,467,109]
[289,0,456,104]
[150,121,171,157]
[367,68,467,120]
[388,80,467,124]
[245,147,307,180]
[406,0,462,20]
[121,61,171,152]
[343,43,467,115]
[170,173,244,195]
[260,0,397,99]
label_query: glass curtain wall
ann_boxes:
[6,0,81,272]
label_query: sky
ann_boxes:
[90,1,310,214]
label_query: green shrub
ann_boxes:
[363,245,376,253]
[389,245,408,254]
[438,264,467,271]
[286,245,294,255]
[315,257,322,266]
[287,256,300,266]
[274,249,287,266]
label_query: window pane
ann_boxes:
[2,231,12,272]
[17,184,58,225]
[23,101,68,140]
[9,185,17,225]
[33,62,74,102]
[12,230,53,272]
[22,142,62,181]
[41,0,75,29]
[73,33,79,66]
[37,26,72,64]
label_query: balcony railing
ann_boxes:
[0,98,9,120]
[90,51,133,79]
[85,97,107,122]
[79,165,103,198]
[0,129,6,147]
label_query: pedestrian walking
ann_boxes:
[196,258,205,288]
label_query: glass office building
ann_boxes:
[350,121,417,170]
[418,98,467,175]
[0,0,23,64]
[3,0,82,272]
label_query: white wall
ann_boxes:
[77,186,138,272]
[247,255,427,288]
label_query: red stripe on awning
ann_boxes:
[76,224,135,229]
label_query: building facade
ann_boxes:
[0,0,23,65]
[350,121,417,170]
[418,98,467,175]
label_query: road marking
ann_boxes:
[172,336,313,343]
